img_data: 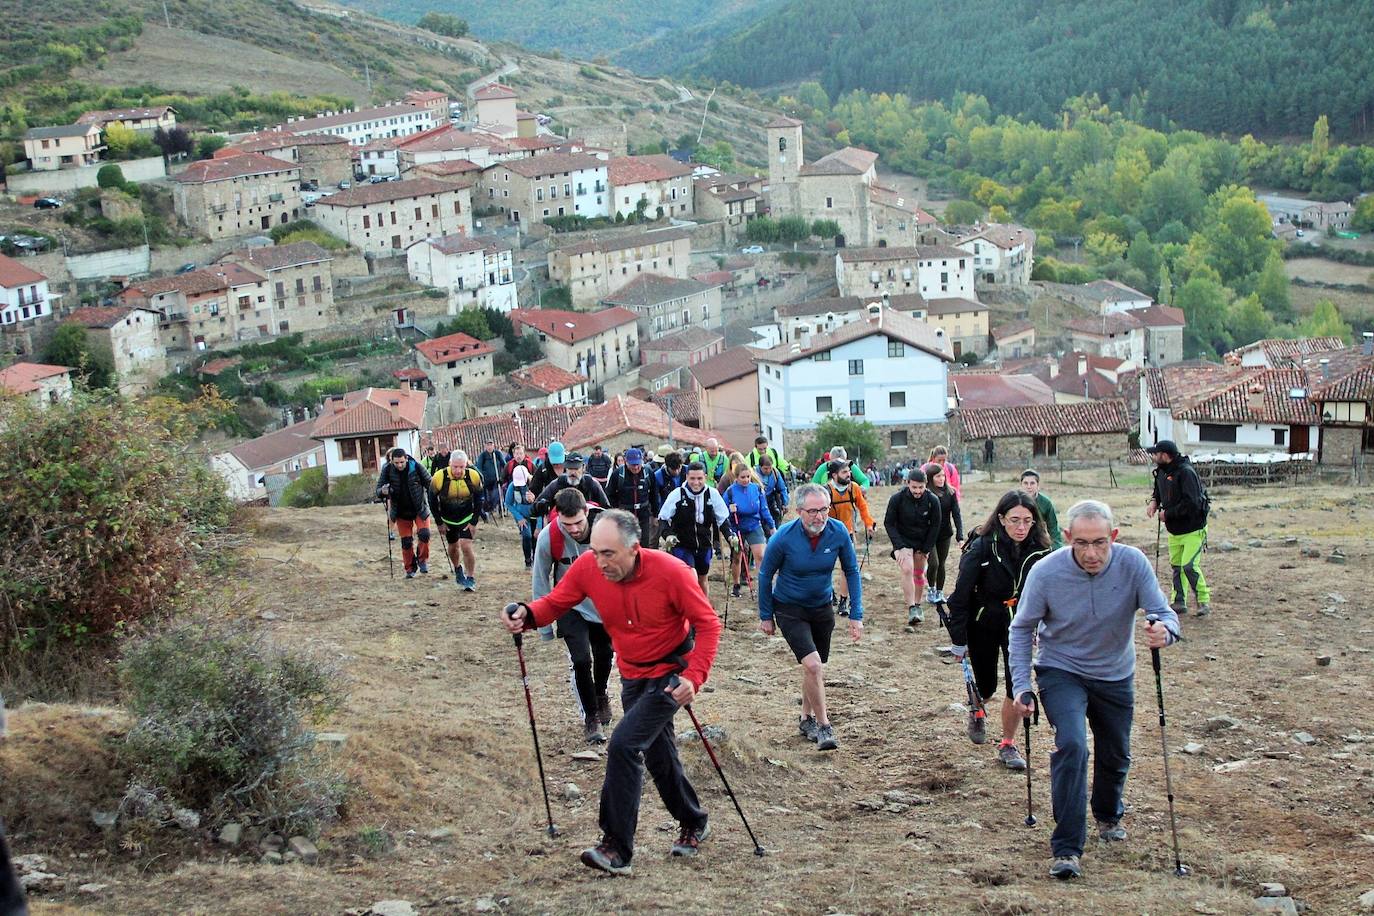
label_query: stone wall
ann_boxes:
[779,419,952,470]
[1318,426,1362,466]
[6,156,166,194]
[960,431,1128,469]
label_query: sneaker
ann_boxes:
[731,583,742,598]
[836,596,849,618]
[998,741,1027,771]
[1194,602,1211,617]
[1097,820,1127,842]
[417,561,429,574]
[798,714,819,742]
[455,567,465,585]
[930,588,945,604]
[597,691,613,726]
[580,841,632,876]
[405,569,417,579]
[1170,601,1187,615]
[967,708,987,745]
[388,532,397,541]
[926,585,939,604]
[462,575,476,593]
[1049,855,1082,880]
[525,558,534,569]
[907,604,924,625]
[584,715,606,744]
[670,821,710,857]
[815,723,838,751]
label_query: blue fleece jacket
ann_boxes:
[1009,543,1180,701]
[758,517,862,621]
[505,483,534,523]
[723,482,775,534]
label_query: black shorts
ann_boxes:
[441,520,475,543]
[967,622,1012,700]
[775,602,835,664]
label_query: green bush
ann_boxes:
[280,467,328,508]
[780,251,819,268]
[324,473,375,506]
[811,219,842,238]
[119,621,348,834]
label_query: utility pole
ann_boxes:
[160,0,171,28]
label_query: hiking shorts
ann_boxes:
[742,527,767,547]
[442,520,475,543]
[672,546,712,575]
[774,601,835,664]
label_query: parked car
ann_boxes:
[33,197,62,209]
[1295,229,1305,238]
[302,192,321,205]
[740,245,765,254]
[366,175,388,184]
[176,262,198,274]
[300,179,319,192]
[338,180,352,190]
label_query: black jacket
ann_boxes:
[530,462,563,499]
[608,465,660,514]
[884,487,942,554]
[1151,455,1208,535]
[374,458,433,521]
[929,483,963,543]
[945,527,1051,645]
[532,473,611,517]
[585,452,613,480]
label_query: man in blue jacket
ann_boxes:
[758,483,863,752]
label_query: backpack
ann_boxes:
[435,466,482,503]
[547,506,601,570]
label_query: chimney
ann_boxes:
[1320,358,1331,380]
[1363,331,1373,357]
[1083,378,1090,399]
[399,379,411,392]
[1077,354,1087,377]
[1247,382,1264,413]
[798,322,813,351]
[330,396,345,414]
[389,398,402,422]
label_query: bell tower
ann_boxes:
[765,116,804,216]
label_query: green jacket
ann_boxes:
[746,446,790,475]
[812,460,870,488]
[1036,492,1063,549]
[691,449,731,485]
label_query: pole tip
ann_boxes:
[754,846,767,857]
[1025,815,1037,827]
[547,824,562,838]
[1174,864,1191,877]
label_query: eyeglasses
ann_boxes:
[1002,515,1035,528]
[800,506,831,516]
[1071,538,1112,551]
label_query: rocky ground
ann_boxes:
[5,469,1374,914]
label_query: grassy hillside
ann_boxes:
[694,0,1374,138]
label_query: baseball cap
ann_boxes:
[512,466,530,486]
[1145,440,1179,458]
[625,447,644,465]
[547,441,566,464]
[564,452,584,468]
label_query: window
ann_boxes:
[537,188,544,201]
[275,281,285,298]
[826,196,833,208]
[1032,436,1058,457]
[1273,428,1287,446]
[452,375,463,387]
[848,359,864,376]
[1198,423,1238,443]
[814,350,830,362]
[765,388,771,404]
[889,391,906,408]
[414,207,422,220]
[816,396,833,413]
[340,439,358,461]
[363,215,371,229]
[890,430,908,448]
[390,211,397,225]
[849,399,865,416]
[888,339,905,357]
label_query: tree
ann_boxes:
[942,199,983,224]
[416,11,469,37]
[1157,263,1173,305]
[1127,232,1162,293]
[1085,231,1127,267]
[1226,294,1274,347]
[696,140,736,171]
[196,134,227,160]
[1191,185,1276,287]
[1174,275,1232,357]
[796,81,830,115]
[1305,115,1330,177]
[806,415,882,470]
[44,322,114,389]
[449,309,493,340]
[1254,250,1293,322]
[811,219,842,238]
[153,126,194,159]
[1299,299,1352,342]
[104,122,137,159]
[1352,195,1374,233]
[96,163,128,190]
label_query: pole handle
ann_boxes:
[1145,613,1164,673]
[1019,692,1039,724]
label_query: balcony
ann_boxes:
[210,204,228,214]
[268,193,284,203]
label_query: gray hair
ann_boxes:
[1064,499,1114,531]
[829,446,847,460]
[449,449,469,464]
[793,482,830,508]
[595,508,641,547]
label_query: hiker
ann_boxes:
[420,442,440,475]
[475,440,504,522]
[1018,468,1062,551]
[374,446,433,579]
[946,490,1051,768]
[506,465,537,568]
[533,452,610,518]
[530,441,568,505]
[586,444,613,490]
[755,453,790,524]
[924,461,964,603]
[690,437,730,487]
[506,444,535,492]
[758,483,863,751]
[658,462,738,593]
[884,467,942,625]
[431,450,484,591]
[825,459,875,617]
[531,488,615,744]
[1146,440,1211,616]
[983,436,995,467]
[503,509,723,876]
[746,434,791,476]
[1010,499,1180,880]
[654,449,688,504]
[723,463,775,597]
[929,445,962,500]
[811,445,871,488]
[608,447,660,545]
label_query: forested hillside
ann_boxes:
[696,0,1374,138]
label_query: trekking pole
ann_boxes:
[1020,691,1038,827]
[383,499,394,580]
[505,605,561,839]
[1145,614,1189,877]
[859,531,872,573]
[1154,517,1162,580]
[677,682,765,857]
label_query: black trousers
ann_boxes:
[557,613,613,718]
[600,674,707,862]
[0,819,26,916]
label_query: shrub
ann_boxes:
[280,467,328,508]
[324,473,375,506]
[811,219,842,239]
[119,621,348,835]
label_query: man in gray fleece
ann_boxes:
[1010,499,1180,881]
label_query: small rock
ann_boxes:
[288,836,319,864]
[1217,541,1239,552]
[284,851,300,863]
[1259,883,1287,897]
[474,898,498,913]
[12,855,47,874]
[1327,593,1348,604]
[173,808,200,830]
[260,610,279,620]
[1316,656,1332,667]
[1252,897,1298,915]
[315,732,348,748]
[261,851,284,866]
[1282,536,1298,546]
[563,783,582,801]
[1292,731,1317,747]
[1203,715,1242,733]
[1300,547,1321,558]
[1357,888,1374,912]
[426,827,455,843]
[1214,758,1258,773]
[369,902,418,916]
[91,810,118,830]
[1247,539,1264,548]
[218,823,244,846]
[19,872,63,893]
[933,646,956,657]
[1328,553,1347,565]
[403,601,419,608]
[571,750,601,761]
[1182,742,1205,755]
[260,833,286,853]
[78,883,108,895]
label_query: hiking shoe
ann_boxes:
[1097,820,1127,842]
[1049,855,1082,880]
[907,604,924,625]
[731,583,742,598]
[417,561,429,574]
[455,567,465,585]
[998,741,1027,771]
[405,569,417,579]
[1170,601,1187,615]
[815,723,838,751]
[388,532,397,541]
[836,596,849,618]
[597,692,613,726]
[580,841,631,876]
[967,708,987,745]
[584,715,606,744]
[462,575,476,593]
[798,714,819,742]
[925,586,939,604]
[930,588,946,604]
[670,821,710,857]
[1195,602,1211,617]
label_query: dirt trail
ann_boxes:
[16,471,1374,913]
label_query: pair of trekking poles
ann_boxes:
[503,605,765,856]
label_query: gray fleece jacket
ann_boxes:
[531,518,599,623]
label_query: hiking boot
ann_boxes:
[731,583,742,598]
[405,568,417,579]
[1097,819,1127,842]
[1170,601,1187,615]
[798,714,819,742]
[836,596,849,618]
[907,604,924,625]
[584,715,606,744]
[670,820,710,857]
[967,708,987,745]
[998,741,1027,771]
[815,723,838,751]
[930,588,946,604]
[1049,855,1082,880]
[388,532,397,541]
[580,841,631,876]
[596,692,613,726]
[417,561,429,574]
[1194,602,1211,617]
[925,585,939,604]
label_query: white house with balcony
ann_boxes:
[956,223,1036,289]
[0,254,59,327]
[407,234,518,313]
[835,246,976,301]
[756,304,956,461]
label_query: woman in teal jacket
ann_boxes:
[723,464,775,597]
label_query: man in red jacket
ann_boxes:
[503,509,722,876]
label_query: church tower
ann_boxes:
[765,116,804,217]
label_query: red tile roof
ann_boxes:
[285,103,428,132]
[229,241,332,272]
[416,159,483,177]
[497,152,606,178]
[957,222,1037,251]
[606,154,693,186]
[561,395,723,451]
[415,332,496,364]
[641,326,723,352]
[422,234,510,256]
[393,367,428,382]
[226,130,350,153]
[173,151,297,183]
[959,400,1130,440]
[198,357,242,377]
[227,418,322,470]
[1226,336,1346,367]
[66,306,133,329]
[992,319,1036,340]
[603,273,717,307]
[554,226,692,258]
[78,106,173,124]
[837,245,968,263]
[951,373,1056,408]
[394,124,492,153]
[474,83,518,100]
[510,307,639,344]
[121,263,264,300]
[1066,304,1185,337]
[1174,368,1320,425]
[405,90,448,103]
[0,254,48,288]
[692,270,734,286]
[689,345,762,390]
[312,387,427,438]
[800,147,878,177]
[0,362,70,394]
[316,177,467,207]
[764,116,804,128]
[867,184,935,221]
[511,361,587,393]
[650,387,700,424]
[430,404,590,455]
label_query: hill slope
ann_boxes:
[694,0,1374,138]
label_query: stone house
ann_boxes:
[1042,352,1130,404]
[1258,194,1355,231]
[64,305,167,396]
[465,361,588,417]
[394,125,497,174]
[172,151,302,240]
[835,246,976,301]
[225,130,352,188]
[547,227,693,308]
[219,241,336,334]
[1067,304,1185,367]
[957,223,1036,289]
[23,123,104,171]
[406,234,517,314]
[690,345,762,455]
[1141,364,1321,458]
[430,403,590,458]
[1257,335,1374,465]
[403,90,450,120]
[954,399,1130,465]
[601,273,723,342]
[312,178,473,257]
[560,394,725,454]
[210,417,324,502]
[0,254,59,329]
[472,83,519,134]
[605,154,695,220]
[693,173,764,229]
[640,326,724,370]
[0,362,73,407]
[413,331,496,425]
[77,106,177,134]
[311,385,427,478]
[992,320,1037,358]
[775,291,986,359]
[510,306,640,388]
[480,152,610,224]
[119,263,273,352]
[1226,336,1347,369]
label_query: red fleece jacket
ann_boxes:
[526,548,722,690]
